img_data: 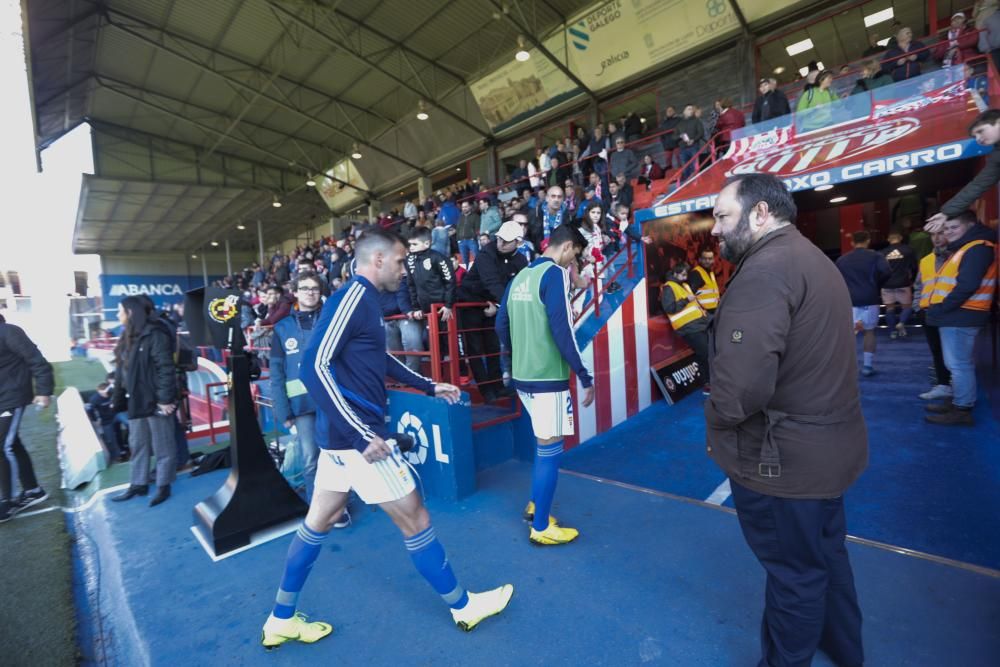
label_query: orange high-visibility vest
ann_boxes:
[663,280,706,330]
[692,265,720,311]
[928,239,997,311]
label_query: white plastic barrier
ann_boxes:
[57,387,107,489]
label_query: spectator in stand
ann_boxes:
[976,0,1000,71]
[658,106,682,169]
[262,285,295,327]
[405,227,456,357]
[111,296,177,507]
[863,32,888,58]
[851,59,894,94]
[269,273,334,509]
[582,124,610,187]
[615,173,634,211]
[660,263,710,392]
[912,229,953,402]
[576,185,599,219]
[456,200,480,268]
[527,158,540,189]
[677,104,706,180]
[796,70,838,131]
[935,12,978,67]
[608,181,624,213]
[530,185,568,248]
[880,229,918,339]
[637,154,664,189]
[274,257,290,285]
[882,26,929,81]
[801,61,821,91]
[564,180,578,213]
[752,78,791,126]
[835,231,892,376]
[431,217,450,257]
[478,195,502,238]
[403,199,417,221]
[609,136,639,181]
[538,147,552,186]
[251,262,266,287]
[456,220,527,403]
[570,142,584,185]
[966,62,990,107]
[714,98,746,155]
[924,210,997,426]
[624,111,642,143]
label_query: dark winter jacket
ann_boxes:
[941,146,1000,217]
[457,241,528,303]
[0,322,54,412]
[926,224,997,328]
[881,41,929,81]
[456,211,480,241]
[850,73,893,95]
[835,248,892,306]
[406,249,455,311]
[658,114,681,150]
[706,225,868,499]
[675,117,705,147]
[880,242,918,289]
[113,319,176,419]
[751,90,791,124]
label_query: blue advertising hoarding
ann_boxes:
[99,274,211,318]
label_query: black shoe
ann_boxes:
[925,406,974,426]
[15,488,49,512]
[149,485,171,507]
[112,485,149,502]
[924,401,953,414]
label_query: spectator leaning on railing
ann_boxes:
[751,78,790,126]
[881,26,929,81]
[934,12,978,66]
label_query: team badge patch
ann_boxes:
[423,258,432,270]
[284,337,299,352]
[731,329,744,344]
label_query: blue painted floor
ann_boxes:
[74,460,1000,666]
[562,328,1000,570]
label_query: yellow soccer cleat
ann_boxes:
[529,522,579,546]
[261,612,334,649]
[522,501,558,526]
[451,585,514,632]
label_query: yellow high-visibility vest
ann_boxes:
[663,280,706,330]
[928,239,997,311]
[692,265,720,310]
[916,252,944,310]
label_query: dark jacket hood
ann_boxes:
[948,223,995,252]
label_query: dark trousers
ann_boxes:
[0,407,39,501]
[924,324,951,386]
[459,308,501,393]
[730,480,864,667]
[678,327,710,383]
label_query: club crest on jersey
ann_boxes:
[731,329,744,344]
[284,337,299,353]
[423,258,433,271]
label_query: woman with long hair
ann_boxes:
[111,296,178,506]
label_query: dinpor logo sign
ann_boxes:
[728,117,921,177]
[109,283,184,297]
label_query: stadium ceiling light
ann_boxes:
[305,177,316,187]
[864,8,894,28]
[640,117,646,123]
[272,195,282,208]
[773,66,785,75]
[191,254,198,259]
[830,196,847,203]
[891,169,914,176]
[877,37,890,47]
[210,241,219,246]
[785,38,814,56]
[515,36,530,62]
[416,100,429,121]
[351,143,363,160]
[236,224,246,230]
[897,184,917,191]
[815,184,834,191]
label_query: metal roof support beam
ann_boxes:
[99,9,418,163]
[489,0,597,102]
[266,1,491,140]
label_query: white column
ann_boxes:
[225,239,232,276]
[201,252,209,287]
[257,218,265,266]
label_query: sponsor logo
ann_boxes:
[731,329,743,344]
[596,50,630,78]
[671,361,701,387]
[208,295,240,324]
[510,280,532,302]
[706,0,726,17]
[569,21,590,51]
[397,411,430,465]
[109,283,183,297]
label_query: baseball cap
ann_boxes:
[953,12,965,19]
[496,221,524,242]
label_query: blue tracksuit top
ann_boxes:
[268,308,320,424]
[299,275,436,452]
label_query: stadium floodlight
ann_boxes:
[864,8,893,28]
[785,38,814,56]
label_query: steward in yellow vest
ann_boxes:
[689,250,721,312]
[925,220,997,329]
[660,263,711,384]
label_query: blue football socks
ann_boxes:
[531,440,564,532]
[272,523,329,619]
[405,526,468,610]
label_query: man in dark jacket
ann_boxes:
[835,231,892,375]
[750,78,791,127]
[924,211,997,425]
[456,200,480,268]
[707,174,867,667]
[676,105,705,180]
[927,109,1000,231]
[405,227,456,360]
[658,106,682,169]
[879,229,918,339]
[456,220,528,402]
[0,316,54,522]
